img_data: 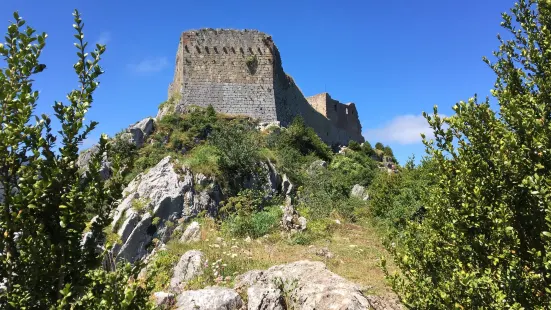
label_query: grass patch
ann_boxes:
[146,218,270,292]
[182,144,220,177]
[221,206,282,239]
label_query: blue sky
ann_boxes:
[1,0,514,164]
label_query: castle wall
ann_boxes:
[306,93,362,137]
[169,29,278,121]
[166,29,364,146]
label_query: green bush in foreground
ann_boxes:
[0,11,152,308]
[384,1,551,308]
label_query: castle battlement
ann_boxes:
[162,29,364,146]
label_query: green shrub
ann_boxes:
[219,189,266,218]
[222,206,282,238]
[361,141,375,157]
[276,117,332,161]
[0,11,152,308]
[348,140,361,151]
[384,2,551,308]
[182,144,221,177]
[374,142,384,150]
[210,121,262,192]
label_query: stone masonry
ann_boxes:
[164,29,364,145]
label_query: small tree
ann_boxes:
[0,11,152,308]
[361,141,375,156]
[374,142,384,150]
[384,1,551,308]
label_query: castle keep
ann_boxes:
[162,29,364,145]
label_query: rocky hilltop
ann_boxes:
[75,31,400,310]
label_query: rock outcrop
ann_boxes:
[153,291,176,307]
[179,221,201,243]
[281,205,307,232]
[170,250,205,291]
[76,117,156,179]
[175,287,243,310]
[111,156,221,262]
[350,184,369,201]
[123,117,155,148]
[235,260,371,310]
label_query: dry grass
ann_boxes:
[152,217,397,297]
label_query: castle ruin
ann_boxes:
[162,29,364,145]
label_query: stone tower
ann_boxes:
[161,28,364,145]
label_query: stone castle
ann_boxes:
[161,29,364,145]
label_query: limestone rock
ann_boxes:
[365,296,404,310]
[170,250,205,291]
[76,144,112,180]
[126,117,155,148]
[116,213,153,263]
[309,159,327,171]
[175,287,243,310]
[153,292,176,307]
[350,184,369,201]
[179,221,201,243]
[281,174,294,197]
[314,247,334,259]
[281,205,306,232]
[247,285,284,310]
[234,260,372,310]
[112,156,222,262]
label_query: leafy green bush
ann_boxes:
[348,140,361,151]
[276,116,332,161]
[384,2,551,308]
[210,121,262,192]
[222,206,282,238]
[361,141,375,157]
[367,160,435,235]
[0,11,151,308]
[182,144,221,177]
[219,189,267,218]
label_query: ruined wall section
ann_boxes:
[168,29,278,122]
[272,53,364,145]
[306,93,362,137]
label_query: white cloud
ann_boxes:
[363,114,443,145]
[96,31,111,45]
[128,57,169,74]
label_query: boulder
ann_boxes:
[350,184,369,201]
[179,221,201,243]
[170,250,205,291]
[175,287,243,310]
[126,117,155,148]
[247,285,285,310]
[281,205,306,232]
[153,292,175,307]
[308,160,327,172]
[234,260,372,310]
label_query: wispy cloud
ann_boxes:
[363,114,444,145]
[127,57,169,74]
[96,31,111,45]
[80,135,98,150]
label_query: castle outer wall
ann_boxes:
[164,29,364,146]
